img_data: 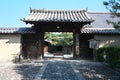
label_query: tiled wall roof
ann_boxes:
[81,28,120,34]
[22,9,94,23]
[0,27,119,34]
[87,12,120,28]
[0,28,35,34]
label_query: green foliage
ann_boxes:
[97,45,120,68]
[103,0,120,13]
[103,0,120,30]
[97,47,106,62]
[44,32,73,46]
[107,45,120,68]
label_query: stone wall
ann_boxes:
[0,34,21,62]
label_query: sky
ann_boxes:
[0,0,109,28]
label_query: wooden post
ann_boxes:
[93,49,97,61]
[37,31,44,60]
[73,29,80,58]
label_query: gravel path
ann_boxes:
[73,60,120,80]
[0,60,120,80]
[0,62,43,80]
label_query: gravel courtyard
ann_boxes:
[73,60,120,80]
[0,60,120,80]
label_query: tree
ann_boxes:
[44,32,73,46]
[57,33,73,46]
[103,0,120,30]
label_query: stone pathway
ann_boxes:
[40,61,84,80]
[0,60,120,80]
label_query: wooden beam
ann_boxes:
[73,28,80,58]
[37,31,44,60]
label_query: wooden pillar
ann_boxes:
[73,28,80,58]
[93,49,97,61]
[37,31,44,60]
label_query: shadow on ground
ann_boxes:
[13,62,43,80]
[74,61,120,80]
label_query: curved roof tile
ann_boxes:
[23,8,94,23]
[0,28,36,34]
[0,27,119,34]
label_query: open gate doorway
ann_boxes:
[44,32,73,59]
[21,22,86,60]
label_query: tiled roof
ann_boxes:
[0,27,119,34]
[81,28,120,34]
[0,28,35,34]
[86,12,120,28]
[22,8,94,23]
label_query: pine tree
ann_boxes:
[103,0,120,30]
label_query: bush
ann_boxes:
[107,45,120,68]
[97,48,106,62]
[97,45,120,68]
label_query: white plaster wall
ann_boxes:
[94,35,120,48]
[0,34,21,62]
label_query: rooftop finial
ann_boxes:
[86,7,88,11]
[30,7,33,13]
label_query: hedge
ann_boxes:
[97,45,120,68]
